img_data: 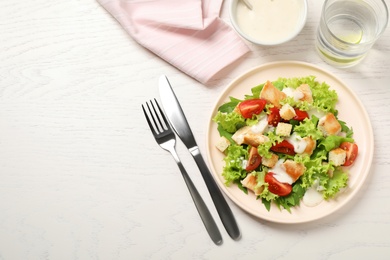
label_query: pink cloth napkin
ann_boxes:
[97,0,250,84]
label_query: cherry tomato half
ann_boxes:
[270,140,296,155]
[268,107,281,127]
[239,99,267,119]
[246,146,262,172]
[339,142,358,166]
[264,172,292,196]
[293,108,309,121]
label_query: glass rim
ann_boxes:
[322,0,389,46]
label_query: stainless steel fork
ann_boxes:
[142,99,222,245]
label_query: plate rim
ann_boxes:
[206,60,374,224]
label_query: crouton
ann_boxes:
[296,84,313,103]
[318,113,342,136]
[241,173,264,195]
[280,103,296,120]
[283,160,306,182]
[215,136,230,153]
[328,148,347,166]
[276,122,292,136]
[260,81,287,108]
[262,153,279,168]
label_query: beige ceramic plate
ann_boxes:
[206,61,374,224]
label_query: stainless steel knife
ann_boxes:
[158,75,241,240]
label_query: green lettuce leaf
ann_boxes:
[217,124,234,144]
[274,76,339,114]
[213,111,245,134]
[311,82,338,114]
[257,131,283,159]
[339,119,354,138]
[218,97,241,113]
[277,75,317,89]
[299,154,333,189]
[318,135,354,152]
[248,83,265,99]
[322,168,349,199]
[293,116,323,140]
[222,144,248,185]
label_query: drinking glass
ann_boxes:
[316,0,388,67]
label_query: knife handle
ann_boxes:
[191,149,241,240]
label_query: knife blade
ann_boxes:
[158,75,241,240]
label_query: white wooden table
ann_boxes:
[1,0,389,259]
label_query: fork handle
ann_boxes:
[169,150,223,245]
[190,148,241,240]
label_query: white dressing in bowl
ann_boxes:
[230,0,307,45]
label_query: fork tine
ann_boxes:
[142,103,158,135]
[149,99,166,132]
[147,100,164,134]
[153,98,171,131]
